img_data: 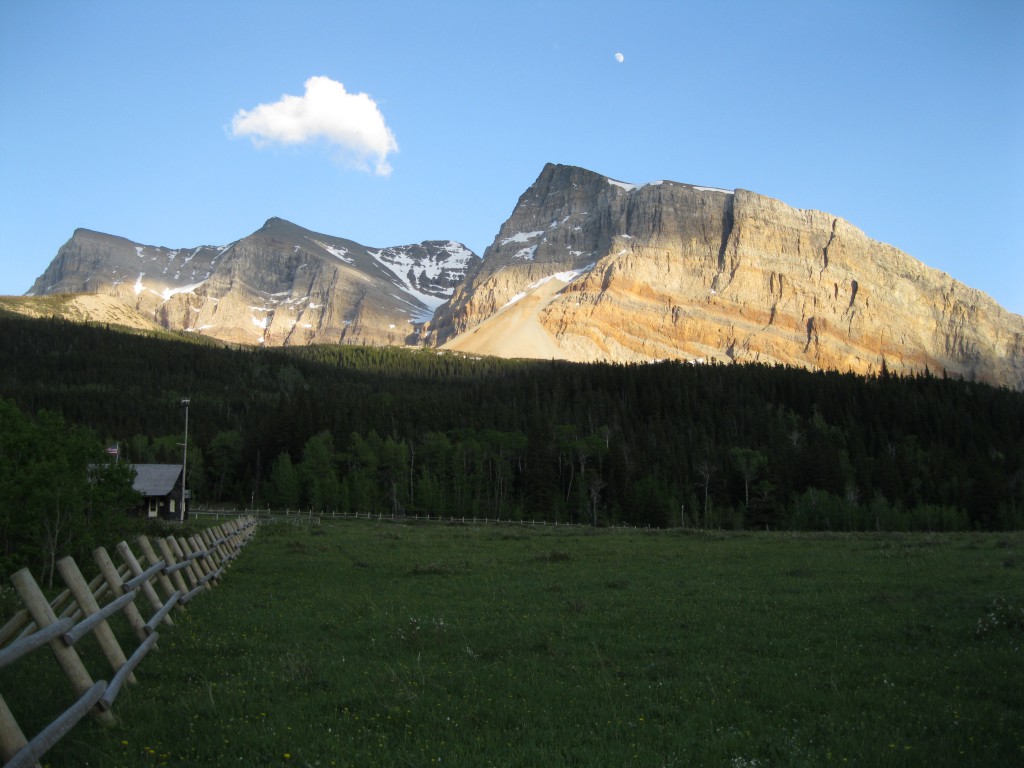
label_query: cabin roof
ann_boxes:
[132,464,182,497]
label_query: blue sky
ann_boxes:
[2,1,1022,314]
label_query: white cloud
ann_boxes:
[614,52,624,63]
[230,76,398,176]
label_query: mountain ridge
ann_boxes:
[19,162,1024,390]
[426,163,1024,390]
[27,217,477,348]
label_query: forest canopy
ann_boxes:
[1,313,1022,534]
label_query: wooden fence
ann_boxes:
[0,516,257,768]
[191,507,642,529]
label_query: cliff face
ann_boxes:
[29,218,477,347]
[429,164,1024,389]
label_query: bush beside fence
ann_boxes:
[0,516,256,768]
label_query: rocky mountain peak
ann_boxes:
[255,216,308,238]
[27,219,478,348]
[432,163,1024,390]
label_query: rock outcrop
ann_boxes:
[28,218,477,347]
[429,164,1024,390]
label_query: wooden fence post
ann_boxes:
[218,523,241,563]
[135,536,177,602]
[155,537,191,597]
[0,694,30,765]
[93,547,148,643]
[186,535,215,583]
[209,524,231,563]
[0,610,30,651]
[116,542,169,625]
[199,528,215,564]
[169,538,202,589]
[55,557,135,686]
[201,531,224,573]
[225,519,243,549]
[202,529,227,570]
[9,569,114,725]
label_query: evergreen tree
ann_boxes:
[300,432,341,512]
[265,452,301,510]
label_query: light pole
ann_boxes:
[181,397,190,522]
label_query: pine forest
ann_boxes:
[1,311,1022,579]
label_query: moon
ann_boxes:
[614,52,624,63]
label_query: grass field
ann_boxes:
[5,522,1022,767]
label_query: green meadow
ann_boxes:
[6,522,1023,767]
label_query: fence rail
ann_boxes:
[191,507,644,529]
[0,516,257,768]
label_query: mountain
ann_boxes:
[427,163,1024,390]
[27,217,477,347]
[22,163,1024,390]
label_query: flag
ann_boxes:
[106,445,119,456]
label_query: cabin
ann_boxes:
[132,464,188,521]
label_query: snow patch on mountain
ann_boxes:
[513,246,538,261]
[610,179,666,192]
[609,178,731,195]
[160,281,206,301]
[501,231,544,246]
[501,264,595,309]
[368,241,478,322]
[309,238,353,264]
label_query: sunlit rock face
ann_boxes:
[29,218,477,348]
[428,163,1024,390]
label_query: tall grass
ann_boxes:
[7,522,1022,766]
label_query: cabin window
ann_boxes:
[148,498,159,518]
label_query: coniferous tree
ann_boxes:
[300,432,341,512]
[265,452,301,510]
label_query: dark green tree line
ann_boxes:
[2,313,1022,531]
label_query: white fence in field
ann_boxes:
[191,507,642,529]
[0,517,256,768]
